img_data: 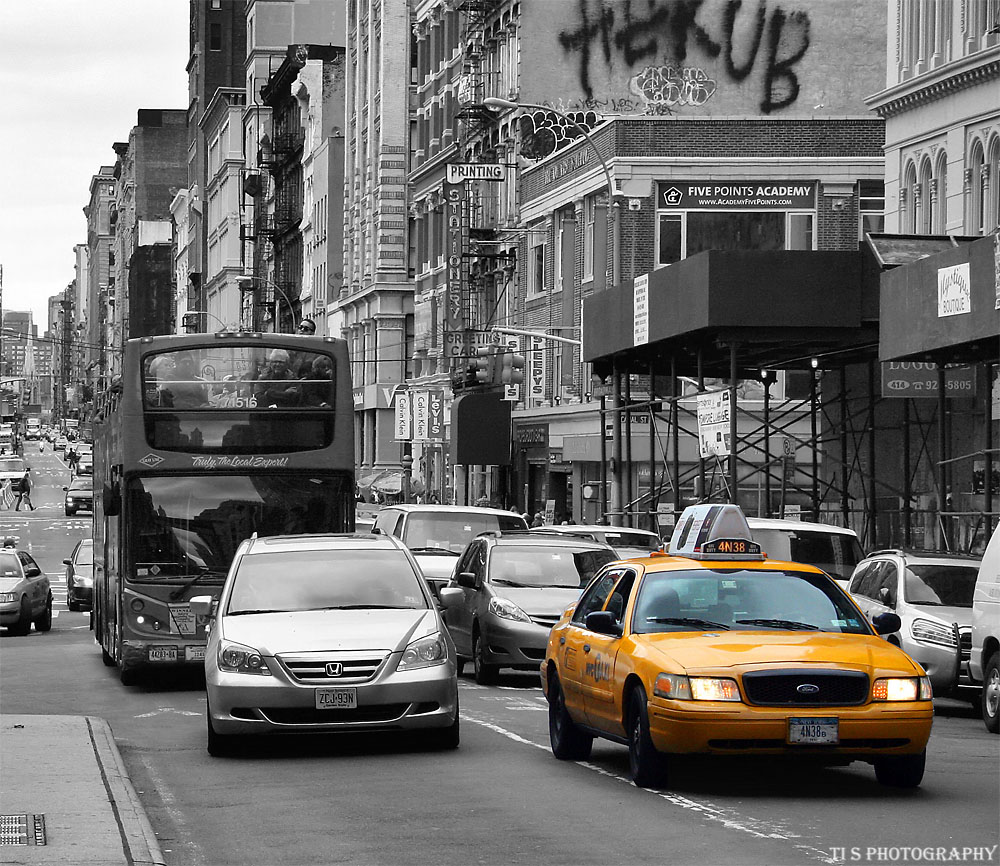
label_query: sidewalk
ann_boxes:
[0,715,164,866]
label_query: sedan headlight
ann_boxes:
[488,597,530,623]
[0,592,17,603]
[398,632,448,670]
[217,639,271,675]
[73,575,93,586]
[654,673,741,702]
[910,618,956,648]
[873,676,932,701]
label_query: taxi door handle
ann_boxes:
[583,644,591,653]
[559,636,566,645]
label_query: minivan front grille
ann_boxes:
[278,651,388,684]
[529,614,560,629]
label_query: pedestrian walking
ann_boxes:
[14,470,35,511]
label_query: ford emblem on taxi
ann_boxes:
[797,683,820,695]
[325,662,343,677]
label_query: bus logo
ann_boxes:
[140,454,165,468]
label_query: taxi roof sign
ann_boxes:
[667,504,765,560]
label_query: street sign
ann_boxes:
[446,163,505,183]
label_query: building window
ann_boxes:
[655,210,811,265]
[529,241,545,296]
[918,158,934,233]
[209,22,222,51]
[657,213,682,266]
[903,162,918,232]
[969,142,986,234]
[582,195,595,280]
[858,179,885,238]
[987,138,1000,234]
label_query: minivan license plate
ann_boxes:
[316,688,357,710]
[788,717,838,744]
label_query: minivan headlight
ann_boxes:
[398,633,448,670]
[218,639,271,675]
[488,597,530,623]
[910,618,956,647]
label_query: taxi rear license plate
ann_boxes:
[148,646,178,662]
[185,646,206,662]
[316,688,357,710]
[788,717,838,744]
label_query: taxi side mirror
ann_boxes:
[455,571,477,589]
[585,610,621,636]
[871,612,901,636]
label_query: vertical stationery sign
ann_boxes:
[427,389,445,439]
[394,392,411,441]
[528,335,546,404]
[633,273,649,346]
[413,391,430,441]
[444,182,467,333]
[503,336,520,402]
[937,263,971,317]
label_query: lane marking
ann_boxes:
[459,712,838,864]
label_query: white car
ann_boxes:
[972,524,999,733]
[192,532,460,756]
[530,524,661,559]
[747,517,865,587]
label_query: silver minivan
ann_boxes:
[747,517,865,586]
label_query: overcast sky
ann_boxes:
[0,1,189,330]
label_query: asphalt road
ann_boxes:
[2,452,998,866]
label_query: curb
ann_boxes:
[86,716,167,866]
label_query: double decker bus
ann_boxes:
[92,333,355,685]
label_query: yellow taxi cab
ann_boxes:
[540,504,933,789]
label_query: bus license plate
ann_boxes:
[788,717,838,744]
[148,646,178,663]
[185,646,206,662]
[316,688,357,710]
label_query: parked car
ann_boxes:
[0,456,29,493]
[747,516,865,586]
[373,504,529,597]
[0,539,52,635]
[64,538,95,611]
[75,457,94,477]
[971,524,999,733]
[63,477,94,516]
[439,531,619,684]
[846,548,980,695]
[190,532,460,757]
[530,524,662,559]
[543,504,933,789]
[54,438,68,453]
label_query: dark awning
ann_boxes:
[582,249,879,377]
[879,234,998,364]
[372,471,403,495]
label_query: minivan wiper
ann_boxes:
[647,617,731,630]
[312,604,414,610]
[735,618,820,631]
[169,568,227,601]
[409,547,459,555]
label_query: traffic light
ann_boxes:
[499,351,525,385]
[474,347,494,384]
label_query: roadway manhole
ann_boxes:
[0,814,46,846]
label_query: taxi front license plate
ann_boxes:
[316,688,357,710]
[148,646,178,663]
[788,717,839,745]
[185,646,206,662]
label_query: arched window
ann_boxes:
[903,161,918,232]
[987,136,1000,234]
[918,157,934,233]
[934,150,948,233]
[969,141,986,234]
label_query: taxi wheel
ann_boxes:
[10,598,32,636]
[982,652,1000,734]
[473,630,500,686]
[627,687,668,788]
[33,595,52,632]
[873,749,925,788]
[548,674,593,761]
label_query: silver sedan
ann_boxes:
[192,532,459,756]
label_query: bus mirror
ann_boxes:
[102,482,121,516]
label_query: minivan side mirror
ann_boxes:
[871,612,902,636]
[456,571,477,589]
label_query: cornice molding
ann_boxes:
[867,56,1000,118]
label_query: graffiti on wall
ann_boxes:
[558,0,812,115]
[519,109,604,160]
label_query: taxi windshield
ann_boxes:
[631,568,870,635]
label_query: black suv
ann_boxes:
[438,531,618,684]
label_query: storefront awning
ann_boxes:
[356,470,385,490]
[371,471,403,495]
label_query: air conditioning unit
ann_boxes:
[242,173,263,197]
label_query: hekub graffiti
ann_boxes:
[519,109,604,160]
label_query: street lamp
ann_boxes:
[237,277,299,332]
[482,97,620,290]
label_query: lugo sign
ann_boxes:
[880,362,975,398]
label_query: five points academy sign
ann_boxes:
[657,180,816,210]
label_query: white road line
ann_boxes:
[459,712,838,864]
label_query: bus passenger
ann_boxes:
[253,349,300,407]
[301,356,334,407]
[162,354,209,409]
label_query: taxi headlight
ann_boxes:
[488,597,531,623]
[0,592,17,603]
[910,618,956,648]
[690,677,742,702]
[873,677,925,701]
[653,673,692,700]
[398,633,448,670]
[218,639,271,675]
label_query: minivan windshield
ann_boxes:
[490,545,619,588]
[404,512,528,554]
[904,564,978,607]
[752,528,864,583]
[227,549,428,614]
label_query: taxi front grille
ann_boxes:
[742,669,869,706]
[259,705,408,725]
[277,651,388,684]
